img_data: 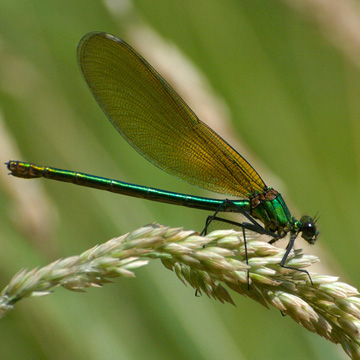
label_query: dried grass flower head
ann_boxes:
[0,224,359,359]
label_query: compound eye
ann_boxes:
[301,220,317,244]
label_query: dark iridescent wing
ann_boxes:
[77,32,266,197]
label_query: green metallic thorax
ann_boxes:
[250,188,293,238]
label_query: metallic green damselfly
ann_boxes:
[7,32,318,283]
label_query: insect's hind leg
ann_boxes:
[201,199,275,237]
[203,215,259,288]
[200,199,263,290]
[199,200,277,290]
[201,199,259,235]
[200,201,230,236]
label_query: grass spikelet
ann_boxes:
[0,223,359,358]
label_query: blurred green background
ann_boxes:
[0,0,359,359]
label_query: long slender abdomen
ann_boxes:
[6,160,251,213]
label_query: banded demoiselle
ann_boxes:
[7,32,318,283]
